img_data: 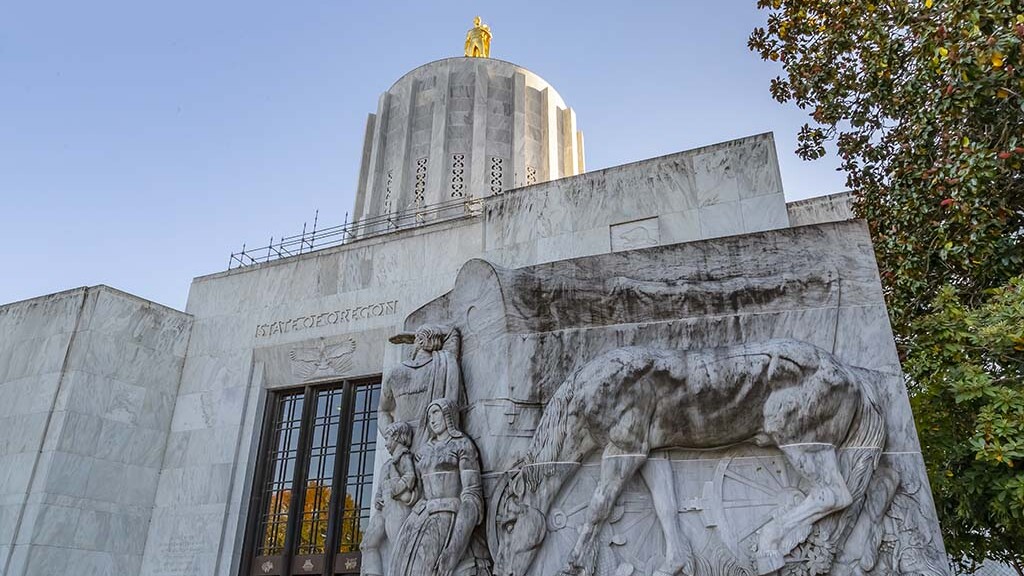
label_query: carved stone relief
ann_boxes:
[379,324,465,436]
[495,339,889,576]
[610,218,661,252]
[288,337,356,380]
[363,326,493,575]
[367,252,948,576]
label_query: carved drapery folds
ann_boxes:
[366,251,948,576]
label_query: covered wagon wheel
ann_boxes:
[706,456,836,576]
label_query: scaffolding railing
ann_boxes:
[227,196,485,270]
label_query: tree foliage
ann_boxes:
[749,0,1024,571]
[261,482,363,556]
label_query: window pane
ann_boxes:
[256,393,304,556]
[337,382,381,553]
[296,387,344,555]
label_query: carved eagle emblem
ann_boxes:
[288,338,357,380]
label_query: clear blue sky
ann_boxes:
[0,1,847,311]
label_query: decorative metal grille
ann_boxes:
[382,170,393,214]
[490,156,503,195]
[413,157,428,206]
[526,165,537,186]
[451,153,466,198]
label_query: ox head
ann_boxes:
[495,467,548,576]
[494,461,581,576]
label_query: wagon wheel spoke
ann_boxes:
[737,514,775,541]
[723,469,779,497]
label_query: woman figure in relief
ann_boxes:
[388,399,491,576]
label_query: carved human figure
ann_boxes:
[388,399,491,576]
[380,324,464,437]
[360,422,419,576]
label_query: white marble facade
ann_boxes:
[0,287,190,576]
[0,128,813,576]
[0,56,947,574]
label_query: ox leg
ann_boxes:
[756,444,851,575]
[563,446,646,576]
[640,457,694,576]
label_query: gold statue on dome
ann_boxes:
[464,16,491,58]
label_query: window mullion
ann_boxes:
[281,386,316,576]
[326,381,357,572]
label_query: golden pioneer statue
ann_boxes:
[464,16,491,58]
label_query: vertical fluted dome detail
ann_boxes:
[353,57,584,228]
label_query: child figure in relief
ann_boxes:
[360,421,418,576]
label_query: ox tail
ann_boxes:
[839,368,886,496]
[826,367,887,553]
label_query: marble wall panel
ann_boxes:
[52,411,103,456]
[740,192,791,232]
[478,134,786,257]
[185,268,267,317]
[7,544,68,576]
[787,191,854,227]
[0,373,61,418]
[692,134,783,202]
[119,466,161,507]
[482,238,539,270]
[834,304,902,375]
[83,289,192,358]
[42,452,94,498]
[698,201,745,237]
[170,392,215,433]
[0,413,49,457]
[160,431,190,471]
[0,505,19,545]
[28,502,80,546]
[180,426,241,468]
[0,453,37,499]
[0,332,74,384]
[154,463,233,508]
[252,259,324,314]
[139,504,228,576]
[532,226,612,265]
[177,350,252,395]
[658,209,701,244]
[65,331,185,395]
[0,288,85,337]
[186,316,255,357]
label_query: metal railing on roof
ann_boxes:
[227,196,485,270]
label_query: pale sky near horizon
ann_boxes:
[0,1,848,311]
